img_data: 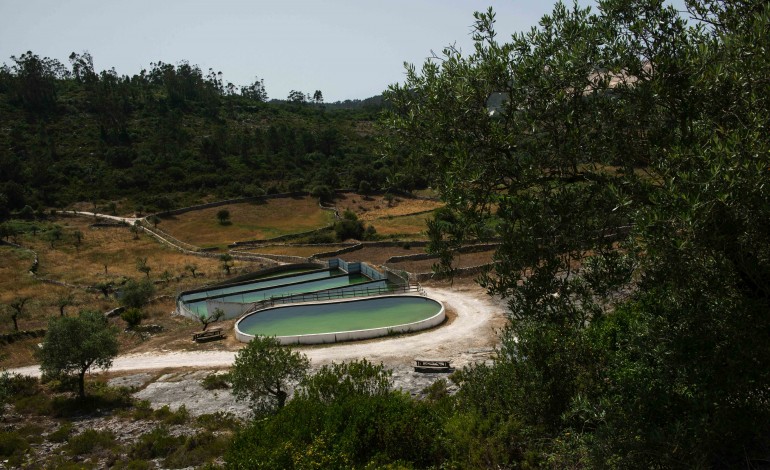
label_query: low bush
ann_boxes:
[112,460,154,470]
[131,426,183,460]
[13,392,54,416]
[17,424,44,444]
[48,422,73,443]
[121,308,144,328]
[66,429,117,455]
[153,404,189,425]
[163,431,230,468]
[123,399,151,421]
[201,373,230,390]
[51,382,134,417]
[196,412,241,432]
[0,431,29,458]
[307,232,335,244]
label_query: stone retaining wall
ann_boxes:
[409,262,496,282]
[0,329,46,346]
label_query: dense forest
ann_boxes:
[0,52,397,218]
[1,0,769,468]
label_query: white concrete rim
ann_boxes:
[234,294,445,345]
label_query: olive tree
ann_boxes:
[216,209,231,225]
[230,335,310,414]
[37,310,119,399]
[119,278,155,309]
[6,297,29,331]
[197,307,224,331]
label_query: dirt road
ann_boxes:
[11,282,508,377]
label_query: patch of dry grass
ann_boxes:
[18,217,258,288]
[369,212,434,237]
[157,197,335,248]
[335,193,443,221]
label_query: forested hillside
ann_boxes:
[0,53,394,217]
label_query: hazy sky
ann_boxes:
[0,0,687,102]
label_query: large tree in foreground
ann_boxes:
[230,335,310,415]
[383,0,770,466]
[37,310,119,399]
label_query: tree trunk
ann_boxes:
[78,369,86,399]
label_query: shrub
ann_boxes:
[201,373,230,390]
[307,232,335,244]
[163,431,230,468]
[310,184,334,203]
[131,426,183,460]
[196,412,241,432]
[1,371,38,398]
[66,429,116,455]
[216,209,231,225]
[334,217,365,241]
[112,460,153,470]
[153,404,189,425]
[131,399,153,420]
[48,422,73,443]
[49,382,134,418]
[120,278,155,309]
[0,431,29,458]
[13,392,54,416]
[121,308,144,328]
[17,424,44,444]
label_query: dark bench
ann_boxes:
[414,358,453,373]
[192,328,225,342]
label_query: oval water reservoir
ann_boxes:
[235,295,445,345]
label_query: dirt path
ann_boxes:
[60,210,141,225]
[10,282,508,377]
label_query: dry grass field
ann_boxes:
[157,197,335,248]
[0,215,273,367]
[335,193,443,221]
[18,216,264,287]
[369,212,435,237]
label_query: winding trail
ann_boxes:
[10,284,507,377]
[60,210,141,225]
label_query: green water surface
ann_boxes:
[186,274,370,315]
[237,296,442,336]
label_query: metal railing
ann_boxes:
[243,282,425,315]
